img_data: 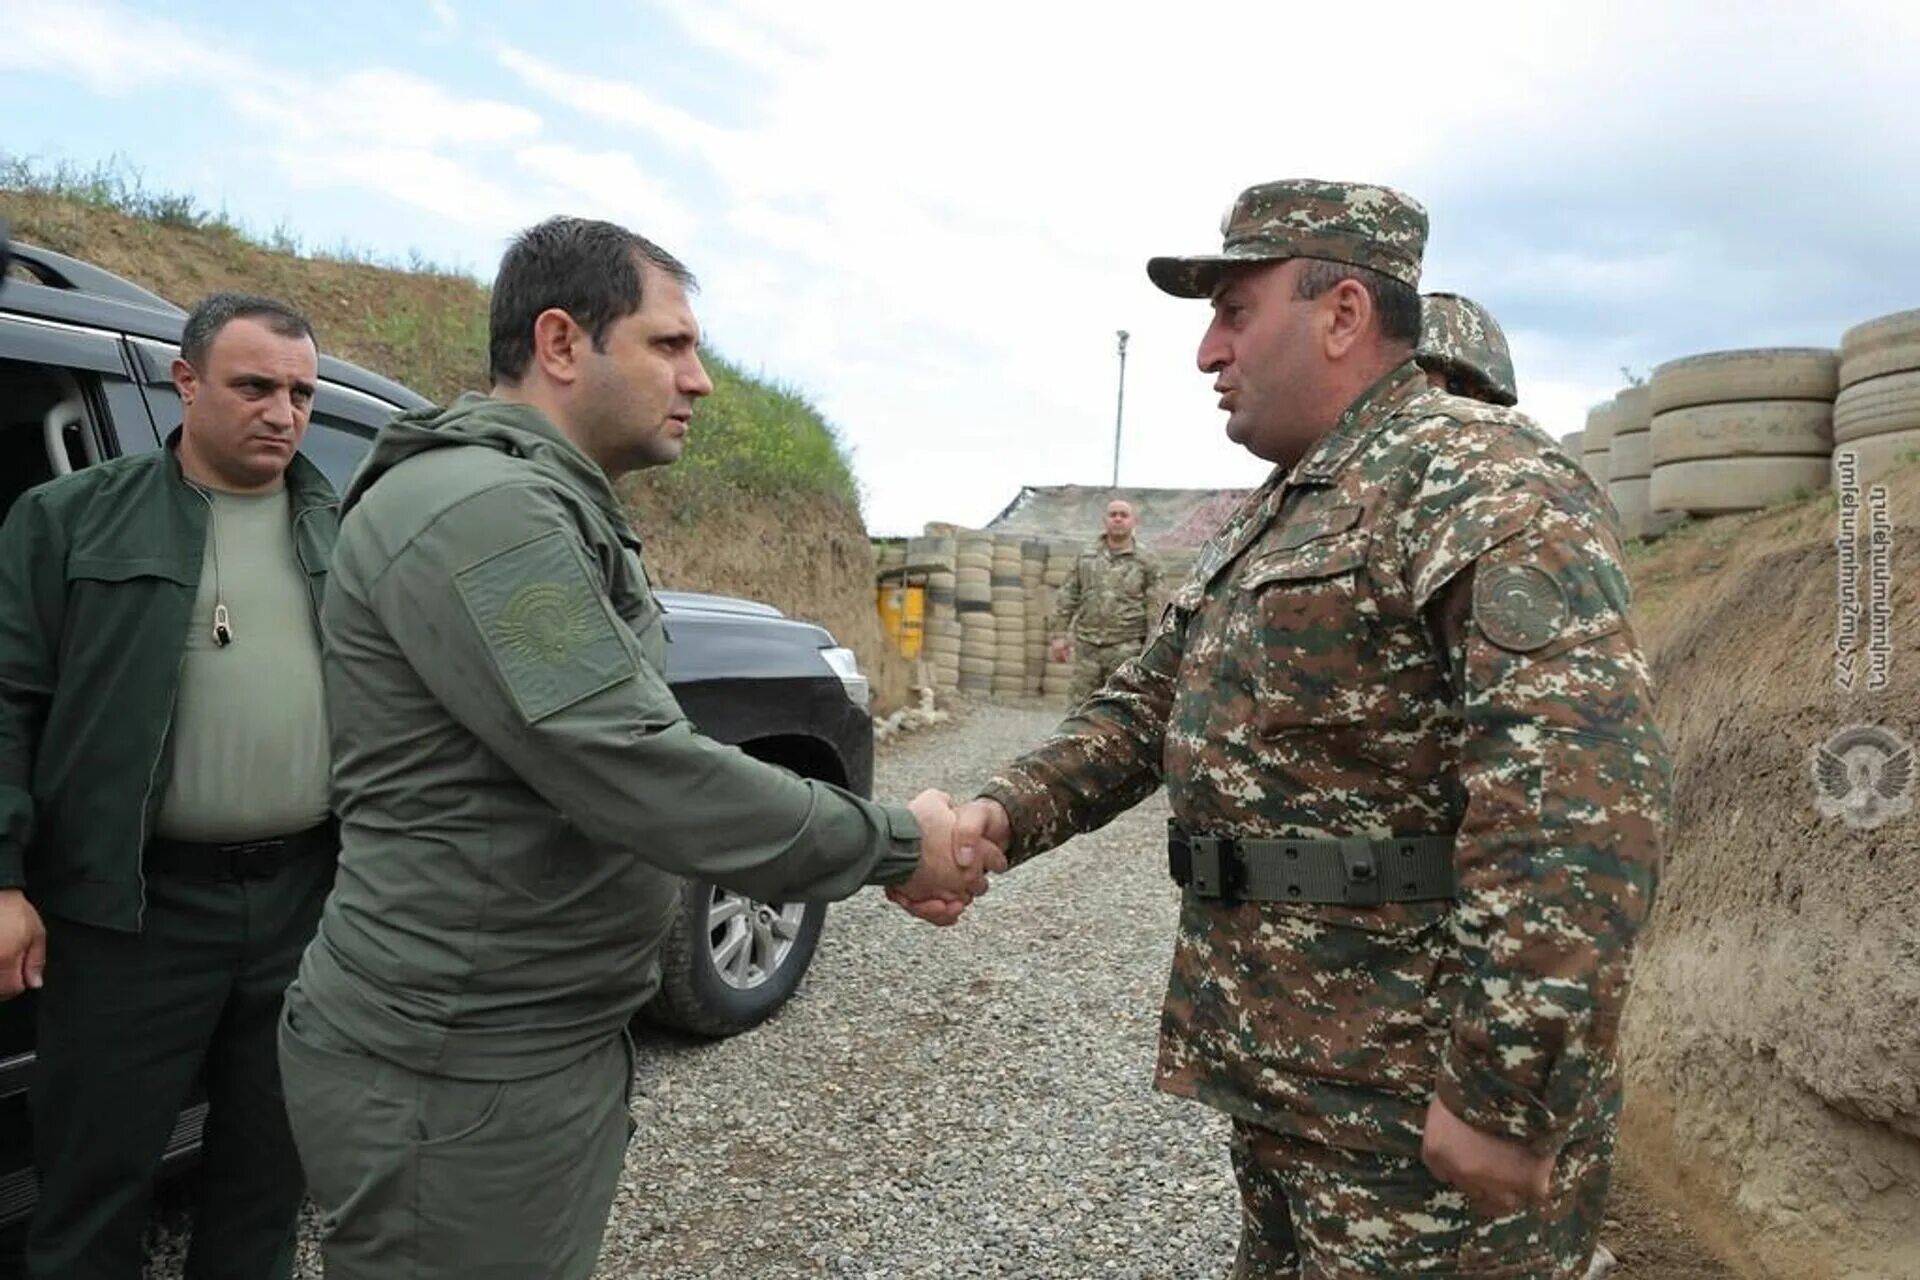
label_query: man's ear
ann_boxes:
[171,356,199,408]
[530,308,587,385]
[1322,278,1373,360]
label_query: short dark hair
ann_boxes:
[488,216,697,385]
[1292,259,1422,345]
[180,293,316,368]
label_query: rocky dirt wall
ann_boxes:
[1623,465,1920,1278]
[619,483,910,715]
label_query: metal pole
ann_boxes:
[1111,329,1129,487]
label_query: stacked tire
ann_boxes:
[1606,386,1681,539]
[1021,541,1048,697]
[1834,310,1920,486]
[955,532,994,697]
[1561,430,1584,468]
[1041,541,1074,700]
[1581,399,1620,487]
[1648,348,1836,516]
[990,536,1027,700]
[912,533,959,696]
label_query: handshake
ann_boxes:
[886,791,1013,926]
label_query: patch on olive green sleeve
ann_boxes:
[454,530,637,723]
[1472,562,1570,652]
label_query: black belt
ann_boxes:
[145,818,338,881]
[1168,821,1455,906]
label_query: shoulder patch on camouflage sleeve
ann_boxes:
[454,529,637,723]
[1473,562,1570,652]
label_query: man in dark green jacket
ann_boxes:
[0,293,340,1279]
[278,216,995,1279]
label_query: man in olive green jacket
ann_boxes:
[278,216,994,1279]
[0,294,339,1279]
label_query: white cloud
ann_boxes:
[236,69,541,150]
[14,0,1920,534]
[7,1,546,237]
[512,144,696,247]
[283,144,532,230]
[0,0,229,89]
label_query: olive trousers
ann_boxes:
[278,995,635,1280]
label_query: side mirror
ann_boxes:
[0,219,12,291]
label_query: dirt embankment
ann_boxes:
[620,481,901,709]
[1620,464,1920,1279]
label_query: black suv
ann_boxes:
[0,232,877,1228]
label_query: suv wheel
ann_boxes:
[642,882,827,1037]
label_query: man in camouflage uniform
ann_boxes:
[1049,498,1162,702]
[1421,287,1617,1280]
[904,181,1670,1277]
[1417,292,1519,406]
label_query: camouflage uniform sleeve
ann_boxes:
[979,603,1181,865]
[1407,487,1671,1152]
[1050,556,1084,635]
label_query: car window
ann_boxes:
[300,411,376,493]
[0,317,150,521]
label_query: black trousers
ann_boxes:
[26,842,336,1280]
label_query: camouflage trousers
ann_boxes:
[1068,636,1147,703]
[1228,1107,1617,1278]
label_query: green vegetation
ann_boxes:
[3,153,861,514]
[635,355,858,514]
[0,152,465,275]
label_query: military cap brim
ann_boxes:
[1146,250,1290,299]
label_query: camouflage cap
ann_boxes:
[1416,291,1518,406]
[1146,179,1428,298]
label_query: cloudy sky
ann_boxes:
[4,0,1917,534]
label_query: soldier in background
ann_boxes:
[903,180,1671,1276]
[1416,291,1519,406]
[1048,497,1161,702]
[1421,289,1621,1280]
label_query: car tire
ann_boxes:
[642,881,827,1038]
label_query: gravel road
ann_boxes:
[592,703,1236,1278]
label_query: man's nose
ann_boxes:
[683,355,715,398]
[1197,322,1229,374]
[262,388,297,428]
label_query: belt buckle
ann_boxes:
[1339,838,1386,907]
[1188,836,1240,902]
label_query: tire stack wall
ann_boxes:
[1581,399,1618,486]
[1833,309,1920,487]
[1648,348,1837,516]
[1561,430,1585,469]
[955,531,994,696]
[1040,541,1074,700]
[911,532,959,696]
[990,535,1027,700]
[1605,385,1681,540]
[1021,540,1048,697]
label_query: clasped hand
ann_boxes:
[885,792,1011,927]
